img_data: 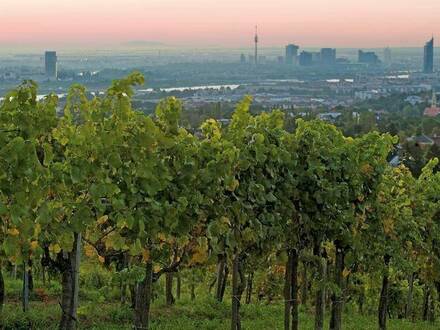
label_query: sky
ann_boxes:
[0,0,438,48]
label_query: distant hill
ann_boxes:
[122,40,167,47]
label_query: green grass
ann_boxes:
[2,297,439,330]
[1,277,439,329]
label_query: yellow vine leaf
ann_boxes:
[98,255,105,264]
[142,249,150,263]
[226,179,239,192]
[8,228,19,236]
[220,216,231,226]
[97,215,109,225]
[157,233,167,241]
[84,244,95,257]
[30,241,39,251]
[342,268,351,278]
[34,224,41,237]
[49,243,61,254]
[189,237,209,265]
[383,217,395,235]
[104,234,115,250]
[361,164,373,176]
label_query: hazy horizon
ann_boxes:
[0,45,438,58]
[0,0,438,49]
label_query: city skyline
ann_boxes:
[0,0,439,48]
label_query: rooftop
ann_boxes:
[424,106,440,117]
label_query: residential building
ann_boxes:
[424,90,440,117]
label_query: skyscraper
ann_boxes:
[423,38,434,73]
[320,48,336,64]
[285,44,299,65]
[45,51,57,79]
[299,51,313,66]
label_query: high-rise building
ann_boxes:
[311,52,321,63]
[45,51,57,79]
[285,44,299,65]
[423,38,434,73]
[299,51,313,66]
[320,48,336,64]
[358,50,380,64]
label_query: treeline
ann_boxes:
[0,73,440,330]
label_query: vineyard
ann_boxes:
[0,73,440,330]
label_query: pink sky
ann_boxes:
[0,0,438,47]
